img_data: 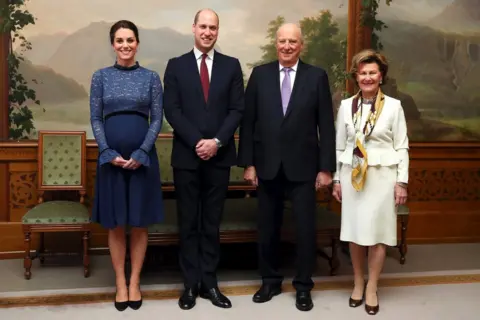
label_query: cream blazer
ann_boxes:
[333,94,409,183]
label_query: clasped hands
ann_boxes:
[244,167,332,191]
[196,139,218,160]
[111,156,141,170]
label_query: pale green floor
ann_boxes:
[0,283,479,319]
[0,243,479,295]
[1,244,480,319]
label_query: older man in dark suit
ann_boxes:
[238,22,336,311]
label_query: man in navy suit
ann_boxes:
[163,8,244,310]
[237,23,336,311]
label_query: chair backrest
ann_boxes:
[155,137,174,185]
[37,131,87,192]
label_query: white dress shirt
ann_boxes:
[193,46,214,81]
[279,59,299,91]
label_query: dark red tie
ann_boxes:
[200,53,209,102]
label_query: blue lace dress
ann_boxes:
[89,61,164,229]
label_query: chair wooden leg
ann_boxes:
[24,231,32,280]
[83,231,90,277]
[39,232,45,265]
[399,215,409,265]
[330,238,340,276]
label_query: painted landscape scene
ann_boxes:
[8,0,480,141]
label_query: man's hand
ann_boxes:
[316,171,332,190]
[196,139,218,160]
[244,166,258,187]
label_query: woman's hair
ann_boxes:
[349,49,389,84]
[109,20,140,44]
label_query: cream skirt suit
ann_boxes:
[334,94,409,246]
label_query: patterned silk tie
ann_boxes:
[281,67,292,114]
[200,53,209,102]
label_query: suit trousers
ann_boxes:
[257,165,317,291]
[173,162,230,289]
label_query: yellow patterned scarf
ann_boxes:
[351,89,385,191]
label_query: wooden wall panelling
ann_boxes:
[0,141,480,257]
[0,7,10,221]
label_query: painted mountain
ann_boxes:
[428,0,480,33]
[18,59,88,104]
[378,0,480,140]
[19,32,69,65]
[42,21,195,88]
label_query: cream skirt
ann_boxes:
[339,164,397,246]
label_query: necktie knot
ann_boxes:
[283,67,292,74]
[202,53,208,61]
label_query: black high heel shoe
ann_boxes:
[365,292,379,315]
[114,291,129,312]
[349,295,364,308]
[349,281,365,308]
[128,286,143,310]
[128,298,143,310]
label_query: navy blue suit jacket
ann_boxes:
[163,50,245,169]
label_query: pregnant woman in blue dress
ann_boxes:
[89,20,164,311]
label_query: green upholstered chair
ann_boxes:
[22,131,90,280]
[155,136,174,188]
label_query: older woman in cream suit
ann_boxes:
[332,49,409,316]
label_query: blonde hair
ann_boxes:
[349,49,389,84]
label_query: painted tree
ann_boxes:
[249,11,347,95]
[0,0,39,139]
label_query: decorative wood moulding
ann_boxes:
[0,142,38,161]
[409,168,480,202]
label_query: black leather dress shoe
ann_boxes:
[295,291,313,311]
[178,287,198,310]
[252,284,282,303]
[199,287,232,308]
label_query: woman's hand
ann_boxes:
[394,183,408,205]
[111,156,127,167]
[332,182,342,203]
[123,158,141,170]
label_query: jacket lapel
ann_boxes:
[270,62,284,120]
[207,51,220,108]
[186,50,206,106]
[283,60,306,119]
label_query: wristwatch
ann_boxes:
[214,138,222,148]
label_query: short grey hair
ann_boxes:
[276,22,304,43]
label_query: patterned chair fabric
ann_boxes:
[41,134,83,186]
[155,138,174,184]
[22,201,90,224]
[23,132,88,225]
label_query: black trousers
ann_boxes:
[173,162,230,289]
[257,166,317,291]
